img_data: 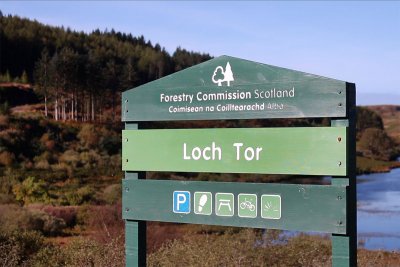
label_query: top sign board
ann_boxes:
[122,56,348,122]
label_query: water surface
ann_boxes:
[357,165,400,250]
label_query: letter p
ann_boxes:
[173,191,190,213]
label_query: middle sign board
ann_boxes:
[123,127,346,176]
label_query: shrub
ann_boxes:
[357,128,399,161]
[0,204,33,233]
[0,151,14,166]
[28,205,78,227]
[148,229,331,266]
[25,245,65,267]
[39,133,55,151]
[59,149,80,168]
[57,206,78,227]
[1,231,124,267]
[100,184,121,204]
[100,132,121,155]
[0,193,16,204]
[101,154,122,176]
[0,204,66,235]
[13,176,51,204]
[0,101,10,115]
[35,159,50,170]
[66,185,96,205]
[62,237,124,267]
[33,151,52,170]
[28,236,124,267]
[79,149,101,168]
[0,169,19,196]
[29,210,66,236]
[356,107,384,138]
[76,204,123,242]
[0,114,9,126]
[78,124,100,149]
[0,230,44,266]
[51,162,71,178]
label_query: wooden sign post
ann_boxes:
[122,55,356,266]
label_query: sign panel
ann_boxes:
[215,193,234,217]
[122,179,347,234]
[194,192,212,215]
[238,194,257,218]
[261,195,282,219]
[173,191,190,214]
[122,127,346,176]
[122,56,347,121]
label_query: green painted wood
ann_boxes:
[332,177,351,267]
[122,127,347,176]
[125,220,146,267]
[120,58,356,266]
[332,235,352,266]
[331,83,357,267]
[122,179,347,234]
[122,56,346,121]
[124,123,146,267]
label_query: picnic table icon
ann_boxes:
[218,199,232,212]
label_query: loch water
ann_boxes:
[357,162,400,251]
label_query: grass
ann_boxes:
[148,227,400,267]
[357,156,400,174]
[2,224,400,266]
[1,106,399,265]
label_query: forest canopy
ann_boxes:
[0,13,212,122]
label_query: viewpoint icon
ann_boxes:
[212,62,234,87]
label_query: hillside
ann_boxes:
[1,106,400,265]
[0,13,212,123]
[367,105,400,144]
[1,12,400,266]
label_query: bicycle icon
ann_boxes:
[240,198,255,211]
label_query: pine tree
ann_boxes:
[21,70,29,84]
[224,62,234,86]
[5,70,11,82]
[34,49,51,117]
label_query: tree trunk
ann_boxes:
[44,95,48,117]
[62,97,66,121]
[71,94,73,121]
[91,94,95,122]
[87,98,90,122]
[55,97,58,121]
[75,92,78,121]
[112,92,115,122]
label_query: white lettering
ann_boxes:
[233,143,243,160]
[244,147,255,161]
[192,147,202,160]
[254,87,295,99]
[160,93,194,104]
[183,143,191,160]
[182,142,222,161]
[233,143,263,161]
[177,194,187,210]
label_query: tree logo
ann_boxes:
[212,62,234,87]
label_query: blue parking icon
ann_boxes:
[173,191,190,214]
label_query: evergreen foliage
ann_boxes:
[0,14,211,122]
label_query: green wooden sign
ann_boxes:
[122,56,356,267]
[122,127,346,175]
[122,56,346,121]
[122,179,347,234]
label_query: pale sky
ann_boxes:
[1,1,399,105]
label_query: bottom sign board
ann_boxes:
[122,179,347,234]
